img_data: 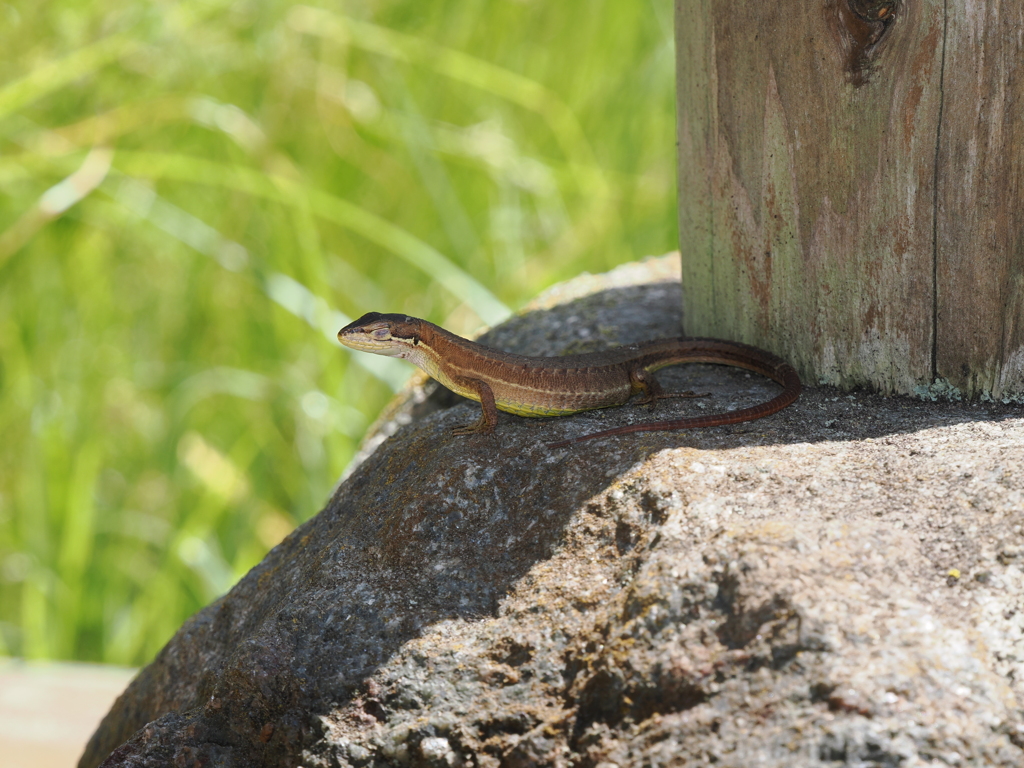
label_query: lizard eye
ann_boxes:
[371,327,390,340]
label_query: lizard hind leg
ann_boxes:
[629,367,709,407]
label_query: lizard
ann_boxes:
[337,312,800,447]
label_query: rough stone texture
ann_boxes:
[83,256,1024,768]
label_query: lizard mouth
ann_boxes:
[338,327,413,357]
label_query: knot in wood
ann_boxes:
[848,0,898,22]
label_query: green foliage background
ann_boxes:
[0,0,677,666]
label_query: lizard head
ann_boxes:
[337,312,422,357]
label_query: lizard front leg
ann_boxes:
[451,377,500,435]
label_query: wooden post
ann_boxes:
[676,0,1024,400]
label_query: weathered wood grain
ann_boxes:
[676,0,1023,399]
[935,1,1024,399]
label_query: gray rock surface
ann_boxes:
[83,256,1024,768]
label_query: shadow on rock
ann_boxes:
[82,261,1024,767]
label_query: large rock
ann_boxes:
[83,257,1024,767]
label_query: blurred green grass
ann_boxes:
[0,0,678,665]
